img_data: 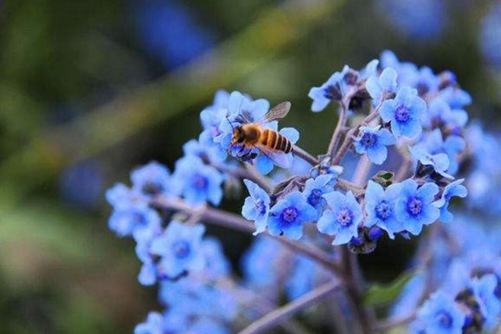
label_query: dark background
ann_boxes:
[0,0,500,332]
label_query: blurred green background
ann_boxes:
[0,0,500,332]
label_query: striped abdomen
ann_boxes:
[259,128,292,153]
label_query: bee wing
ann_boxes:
[256,144,291,169]
[262,101,291,123]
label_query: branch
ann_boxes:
[327,103,349,159]
[373,312,416,333]
[238,280,342,334]
[292,144,319,166]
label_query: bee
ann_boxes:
[230,101,293,167]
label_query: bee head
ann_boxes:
[234,126,246,143]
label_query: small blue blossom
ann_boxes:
[413,291,466,334]
[409,145,452,179]
[480,3,501,68]
[302,174,334,218]
[308,65,358,112]
[470,274,501,330]
[106,183,144,210]
[354,125,396,165]
[131,161,173,198]
[317,191,363,245]
[376,0,447,40]
[241,179,270,235]
[364,181,404,239]
[380,86,427,138]
[438,86,472,110]
[427,98,468,131]
[150,221,206,279]
[134,312,169,334]
[108,206,161,238]
[410,66,440,97]
[395,179,440,235]
[172,155,223,206]
[433,179,468,223]
[268,191,317,240]
[241,237,285,299]
[366,67,398,106]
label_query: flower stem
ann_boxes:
[292,144,319,166]
[237,280,342,334]
[327,104,348,160]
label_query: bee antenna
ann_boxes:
[226,116,235,131]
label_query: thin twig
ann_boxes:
[292,144,319,166]
[151,196,341,273]
[238,280,342,334]
[327,104,349,159]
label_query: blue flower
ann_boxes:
[409,145,452,179]
[134,312,167,334]
[134,0,214,70]
[172,155,223,206]
[150,221,206,279]
[380,86,427,138]
[131,161,173,198]
[364,181,404,239]
[354,125,396,165]
[470,274,501,330]
[427,98,468,131]
[268,191,317,240]
[376,0,447,40]
[410,66,440,97]
[302,174,334,218]
[317,191,363,245]
[242,179,271,235]
[241,237,284,299]
[414,291,465,334]
[480,2,501,68]
[366,67,398,106]
[106,183,144,210]
[433,179,467,223]
[395,179,440,235]
[308,65,358,112]
[109,206,161,238]
[438,86,472,110]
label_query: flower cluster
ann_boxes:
[105,51,500,333]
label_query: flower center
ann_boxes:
[407,197,423,216]
[375,201,392,220]
[308,189,323,207]
[281,207,298,224]
[255,200,267,215]
[436,310,453,328]
[172,240,191,259]
[323,85,342,101]
[361,133,377,148]
[132,212,147,226]
[395,105,410,122]
[192,174,208,190]
[336,208,353,226]
[142,182,164,196]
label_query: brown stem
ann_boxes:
[292,144,319,166]
[327,104,349,159]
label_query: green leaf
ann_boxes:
[364,271,416,306]
[371,171,394,187]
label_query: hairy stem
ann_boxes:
[292,144,319,166]
[327,104,348,159]
[151,196,341,273]
[238,280,342,334]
